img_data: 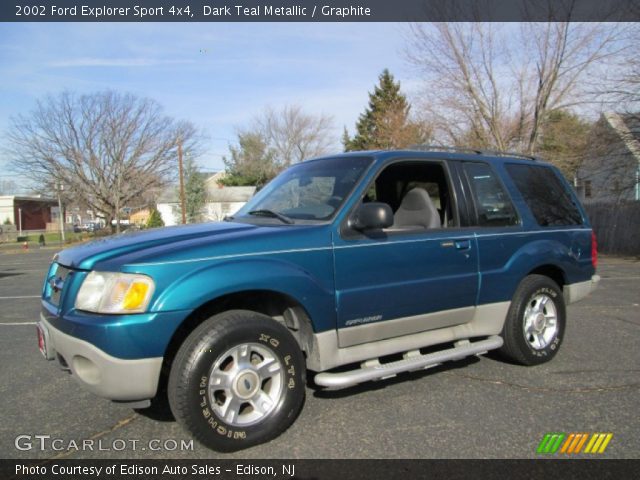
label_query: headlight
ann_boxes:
[75,272,155,314]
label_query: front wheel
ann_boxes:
[498,275,566,366]
[168,310,306,452]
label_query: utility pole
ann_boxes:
[177,139,187,225]
[57,183,65,243]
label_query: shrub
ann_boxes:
[146,209,165,228]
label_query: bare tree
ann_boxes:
[257,105,335,166]
[406,22,623,154]
[600,24,640,109]
[6,91,198,232]
[222,105,335,187]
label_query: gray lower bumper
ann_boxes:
[564,275,601,304]
[38,315,162,401]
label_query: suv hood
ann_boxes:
[55,221,327,271]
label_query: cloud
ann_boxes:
[47,57,195,68]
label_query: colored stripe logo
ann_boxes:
[537,433,613,454]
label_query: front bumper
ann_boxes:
[564,274,601,304]
[38,314,162,402]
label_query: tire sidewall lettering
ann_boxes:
[522,284,563,358]
[188,324,303,445]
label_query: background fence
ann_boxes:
[584,202,640,256]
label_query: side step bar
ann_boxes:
[314,335,503,389]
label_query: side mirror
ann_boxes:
[352,202,393,231]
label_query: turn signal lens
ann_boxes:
[122,282,151,310]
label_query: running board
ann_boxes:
[314,335,503,389]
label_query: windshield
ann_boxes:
[234,156,373,223]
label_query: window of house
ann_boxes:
[506,164,582,226]
[463,162,519,227]
[584,180,592,198]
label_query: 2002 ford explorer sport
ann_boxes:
[38,148,599,451]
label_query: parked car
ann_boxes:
[37,148,599,451]
[81,222,101,232]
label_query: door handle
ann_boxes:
[454,240,471,250]
[439,239,472,250]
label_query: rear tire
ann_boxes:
[499,275,566,366]
[168,310,306,452]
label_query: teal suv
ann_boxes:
[38,148,599,451]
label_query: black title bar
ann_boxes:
[3,0,640,22]
[3,459,640,480]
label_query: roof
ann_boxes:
[0,195,57,203]
[603,112,640,161]
[307,148,544,167]
[207,185,256,202]
[157,174,256,204]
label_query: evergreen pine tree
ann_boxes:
[344,69,428,151]
[537,110,592,181]
[146,209,164,228]
[221,131,278,188]
[341,127,351,152]
[183,158,207,223]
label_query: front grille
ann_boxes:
[48,264,72,307]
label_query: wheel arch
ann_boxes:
[160,289,317,385]
[526,264,567,289]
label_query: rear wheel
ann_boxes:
[499,275,566,366]
[168,310,306,452]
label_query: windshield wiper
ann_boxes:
[247,209,295,224]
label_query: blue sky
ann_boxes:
[0,22,416,185]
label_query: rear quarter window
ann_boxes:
[463,162,519,227]
[506,164,583,226]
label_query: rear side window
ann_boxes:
[506,164,582,226]
[463,162,519,227]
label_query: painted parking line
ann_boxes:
[0,295,40,299]
[0,263,50,267]
[0,267,47,271]
[600,276,640,280]
[0,322,37,325]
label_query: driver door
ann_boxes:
[332,159,479,347]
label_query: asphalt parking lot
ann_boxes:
[0,248,638,459]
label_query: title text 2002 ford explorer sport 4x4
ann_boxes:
[38,148,599,451]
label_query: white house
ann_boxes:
[157,173,256,226]
[577,112,640,203]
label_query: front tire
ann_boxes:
[168,310,306,452]
[499,275,566,366]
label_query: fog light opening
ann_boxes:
[72,355,101,385]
